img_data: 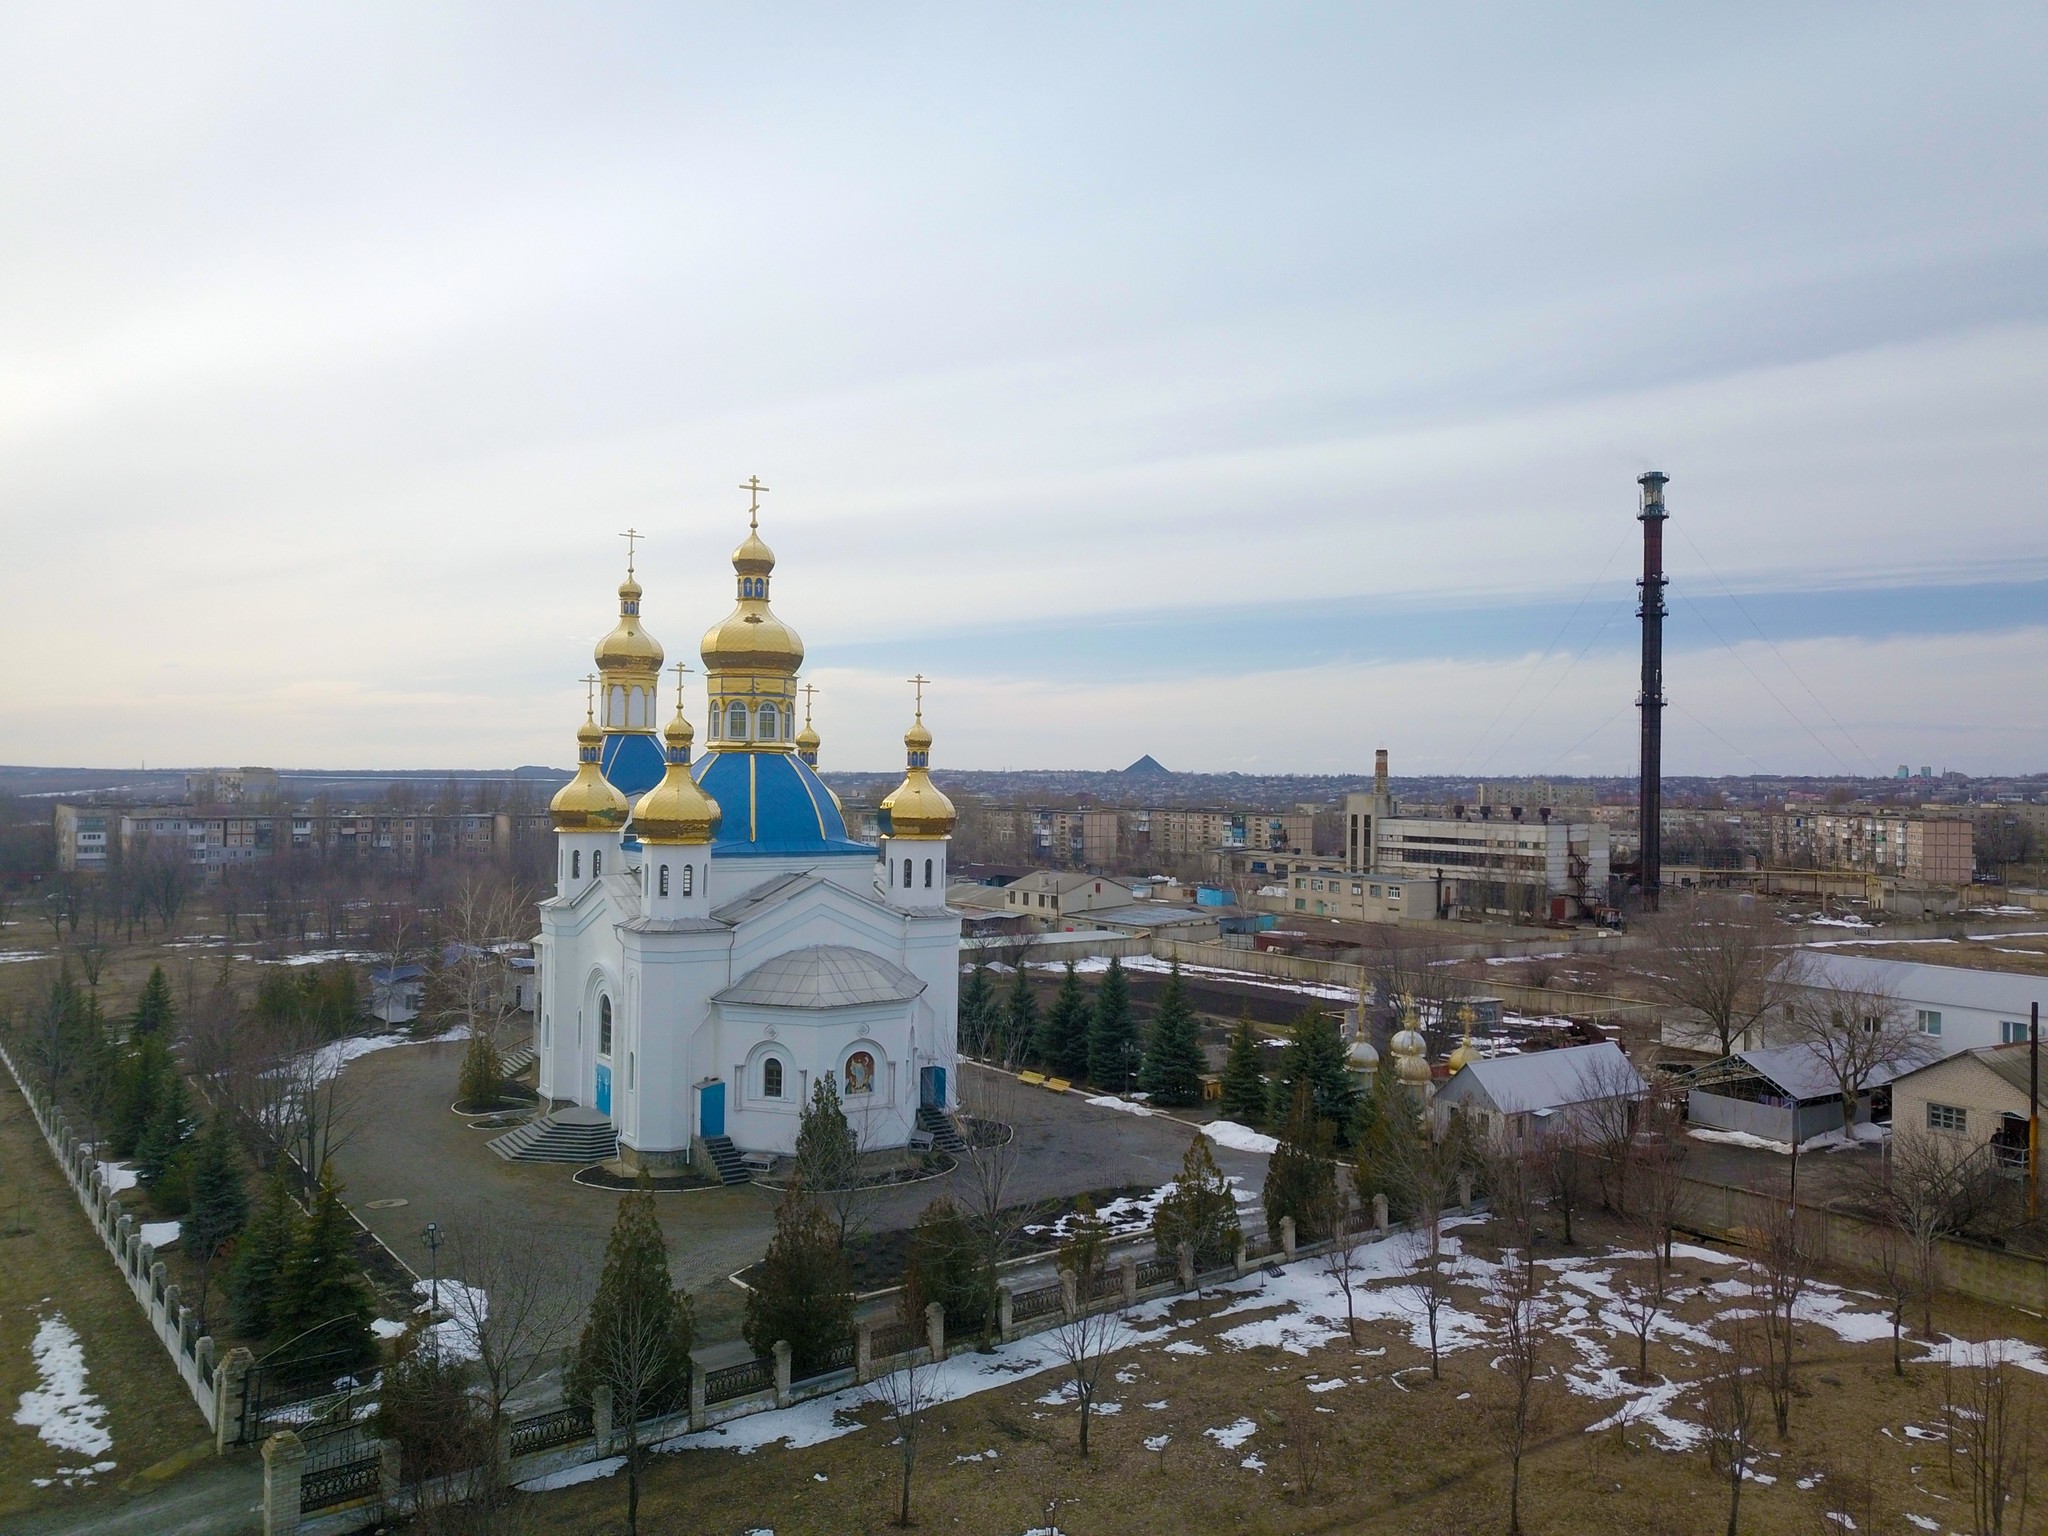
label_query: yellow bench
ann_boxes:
[1044,1078,1071,1094]
[1017,1071,1047,1087]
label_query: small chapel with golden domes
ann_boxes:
[530,482,962,1174]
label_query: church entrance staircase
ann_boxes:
[700,1135,750,1184]
[916,1105,967,1155]
[486,1107,617,1163]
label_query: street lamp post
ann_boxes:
[421,1221,443,1312]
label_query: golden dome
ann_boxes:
[701,511,804,678]
[596,575,665,677]
[1389,1000,1432,1086]
[551,718,629,831]
[880,711,955,838]
[632,708,721,845]
[1447,1004,1481,1073]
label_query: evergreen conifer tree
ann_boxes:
[1352,1052,1426,1218]
[792,1074,860,1239]
[135,1070,192,1195]
[458,1029,505,1108]
[1152,1134,1242,1270]
[1001,965,1039,1069]
[743,1181,854,1375]
[902,1197,992,1340]
[957,965,997,1059]
[110,1032,173,1158]
[1267,1006,1357,1137]
[1084,955,1138,1091]
[230,1167,300,1338]
[1138,963,1207,1107]
[1218,1014,1269,1125]
[131,965,176,1036]
[1262,1083,1339,1242]
[270,1162,374,1363]
[1037,962,1092,1079]
[184,1113,249,1325]
[568,1186,695,1411]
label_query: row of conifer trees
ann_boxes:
[958,955,1211,1105]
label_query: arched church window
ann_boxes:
[902,858,913,888]
[592,850,602,877]
[784,710,794,740]
[571,850,581,879]
[659,865,670,897]
[844,1051,876,1095]
[727,702,748,739]
[599,996,613,1057]
[681,864,694,896]
[759,703,778,740]
[762,1057,784,1098]
[924,858,934,888]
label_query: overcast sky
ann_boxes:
[3,5,2045,777]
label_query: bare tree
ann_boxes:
[1609,1255,1668,1382]
[1628,1091,1691,1274]
[1538,1121,1591,1245]
[1878,1131,2027,1335]
[1575,1049,1646,1215]
[1701,1318,1761,1536]
[140,835,195,939]
[426,873,534,1049]
[1315,1176,1368,1345]
[869,1349,947,1526]
[1048,1209,1129,1457]
[1874,1221,1914,1377]
[1780,965,1935,1133]
[588,1263,679,1536]
[1751,1195,1806,1440]
[1486,1242,1546,1536]
[435,1219,588,1494]
[1963,1344,2034,1536]
[1636,891,1798,1056]
[954,1064,1027,1338]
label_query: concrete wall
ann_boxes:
[1686,1090,1845,1144]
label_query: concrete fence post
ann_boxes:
[1059,1268,1078,1321]
[996,1284,1015,1342]
[1373,1193,1389,1234]
[216,1347,254,1453]
[378,1437,403,1507]
[688,1363,707,1432]
[1280,1216,1297,1261]
[1119,1255,1138,1308]
[925,1301,946,1363]
[1177,1240,1195,1290]
[1458,1172,1473,1213]
[115,1212,133,1254]
[1234,1239,1250,1277]
[855,1320,875,1383]
[591,1385,613,1455]
[772,1341,792,1408]
[261,1430,305,1536]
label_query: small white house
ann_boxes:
[1432,1041,1644,1145]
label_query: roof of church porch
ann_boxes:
[713,945,926,1009]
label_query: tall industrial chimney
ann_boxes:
[1636,471,1669,913]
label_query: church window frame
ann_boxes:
[682,863,694,896]
[571,849,581,879]
[726,702,749,739]
[844,1050,877,1096]
[758,702,778,740]
[592,850,603,877]
[598,996,613,1058]
[762,1056,785,1099]
[903,858,913,888]
[659,864,670,897]
[924,858,934,888]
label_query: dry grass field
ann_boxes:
[0,1076,211,1526]
[518,1212,2048,1536]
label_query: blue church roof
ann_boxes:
[692,749,873,858]
[600,731,667,797]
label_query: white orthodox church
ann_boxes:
[528,492,962,1175]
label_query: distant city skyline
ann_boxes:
[3,6,2044,775]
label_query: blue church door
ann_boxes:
[699,1080,725,1139]
[919,1066,945,1110]
[594,1064,612,1116]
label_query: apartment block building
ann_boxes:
[1770,809,1974,884]
[52,804,112,872]
[51,802,549,877]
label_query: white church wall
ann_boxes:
[718,1000,918,1155]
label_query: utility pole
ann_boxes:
[2031,1000,2039,1225]
[1636,471,1669,914]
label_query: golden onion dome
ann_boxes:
[1347,1036,1380,1072]
[596,575,665,676]
[1447,1036,1480,1073]
[1389,1001,1432,1086]
[796,721,820,755]
[732,521,775,577]
[880,714,955,838]
[701,512,804,677]
[550,718,629,831]
[632,708,721,845]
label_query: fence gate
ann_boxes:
[240,1350,371,1445]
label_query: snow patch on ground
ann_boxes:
[412,1279,490,1363]
[1915,1336,2048,1376]
[1205,1416,1258,1450]
[1084,1095,1155,1117]
[140,1221,181,1248]
[13,1314,113,1460]
[96,1161,138,1195]
[1687,1127,1792,1154]
[516,1455,625,1491]
[1202,1121,1278,1155]
[301,1026,467,1087]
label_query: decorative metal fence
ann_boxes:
[301,1451,381,1513]
[241,1351,370,1444]
[870,1320,921,1360]
[508,1402,593,1458]
[703,1356,774,1406]
[1134,1255,1177,1290]
[1085,1270,1123,1303]
[1011,1283,1063,1323]
[793,1338,856,1382]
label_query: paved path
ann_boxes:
[7,1455,263,1536]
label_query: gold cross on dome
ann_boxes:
[739,476,770,528]
[801,682,817,726]
[908,673,929,720]
[671,662,693,713]
[618,527,642,574]
[583,674,599,720]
